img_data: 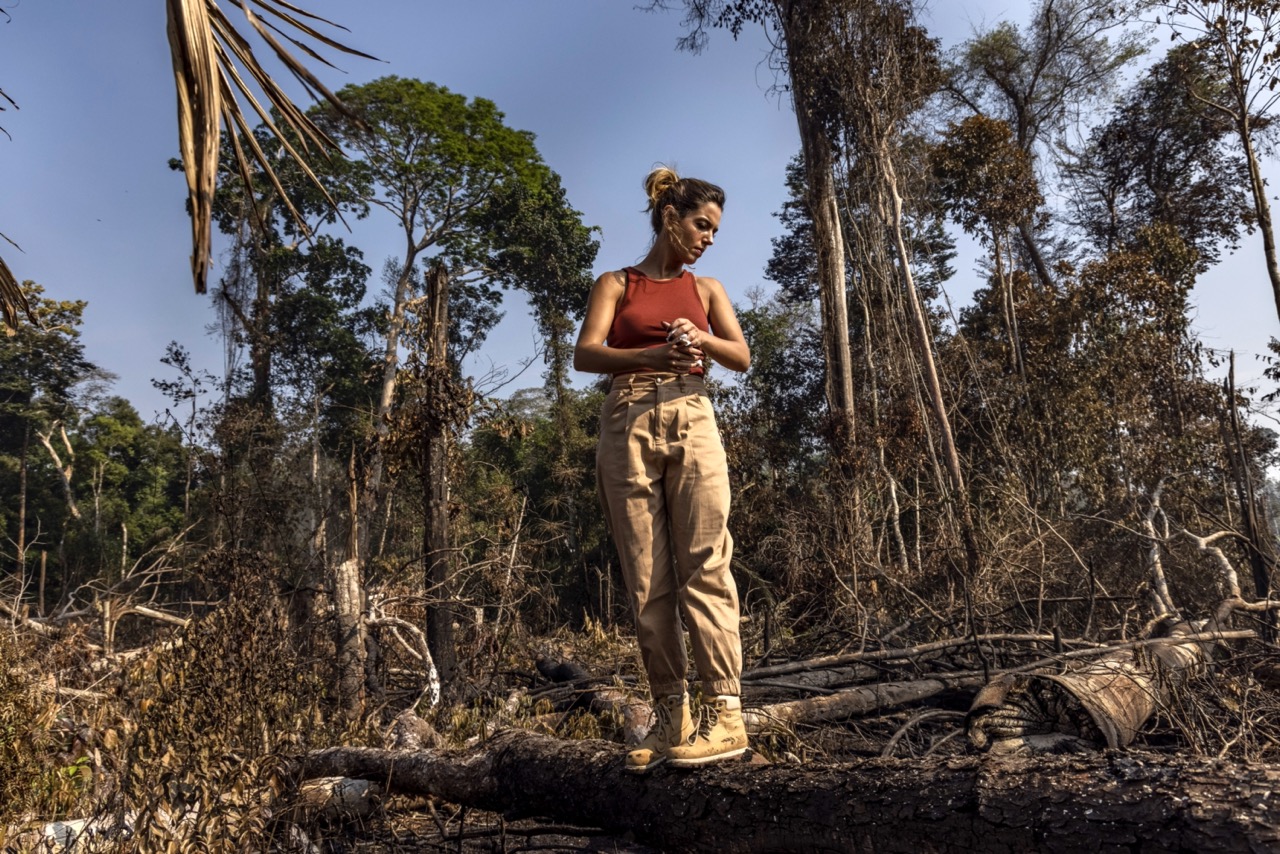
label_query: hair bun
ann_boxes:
[640,167,723,237]
[645,165,681,210]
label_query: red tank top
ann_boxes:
[606,267,710,376]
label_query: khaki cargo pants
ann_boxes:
[597,372,742,699]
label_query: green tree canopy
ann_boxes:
[316,76,551,262]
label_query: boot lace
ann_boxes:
[691,702,720,742]
[652,700,674,739]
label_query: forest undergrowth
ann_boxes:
[3,489,1278,852]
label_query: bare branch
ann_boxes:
[1142,475,1181,616]
[35,421,82,521]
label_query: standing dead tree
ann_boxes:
[420,264,455,683]
[946,0,1147,291]
[655,0,982,605]
[394,263,473,685]
[821,0,984,587]
[776,2,859,454]
[656,0,860,453]
[1161,0,1280,322]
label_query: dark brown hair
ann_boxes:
[644,166,725,236]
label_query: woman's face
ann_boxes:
[666,201,722,264]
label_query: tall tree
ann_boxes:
[782,1,860,453]
[480,175,599,399]
[0,283,95,579]
[70,396,187,581]
[313,76,548,549]
[932,115,1044,377]
[817,0,985,583]
[655,0,861,453]
[311,76,596,689]
[206,121,380,716]
[479,176,600,611]
[207,122,371,418]
[1160,0,1280,319]
[1062,43,1253,268]
[954,224,1220,516]
[947,0,1147,288]
[659,0,967,580]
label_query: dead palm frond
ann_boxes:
[166,0,376,295]
[0,257,31,337]
[0,233,32,336]
[1,89,29,336]
[1,1,371,334]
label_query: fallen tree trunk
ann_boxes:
[299,730,1280,853]
[742,663,880,692]
[745,675,984,731]
[742,633,1101,679]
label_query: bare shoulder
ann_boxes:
[695,275,729,302]
[596,269,628,293]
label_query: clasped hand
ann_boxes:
[660,319,705,372]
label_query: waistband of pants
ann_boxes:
[608,372,706,393]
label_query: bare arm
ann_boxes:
[573,272,704,375]
[663,277,751,373]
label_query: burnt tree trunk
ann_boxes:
[16,418,28,575]
[1233,102,1280,322]
[1018,218,1055,292]
[333,446,368,718]
[422,263,456,684]
[778,0,857,456]
[300,731,1280,853]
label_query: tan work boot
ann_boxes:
[625,694,694,773]
[667,695,749,767]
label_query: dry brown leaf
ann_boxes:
[0,253,32,336]
[0,0,370,326]
[168,0,373,295]
[167,0,221,294]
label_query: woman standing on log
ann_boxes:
[574,166,751,771]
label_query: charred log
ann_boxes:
[299,730,1280,853]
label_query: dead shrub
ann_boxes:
[95,551,355,850]
[0,633,95,838]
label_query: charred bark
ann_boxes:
[778,0,857,456]
[746,674,984,731]
[300,731,1280,853]
[333,447,368,717]
[422,264,456,684]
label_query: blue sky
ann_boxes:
[1,2,1276,422]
